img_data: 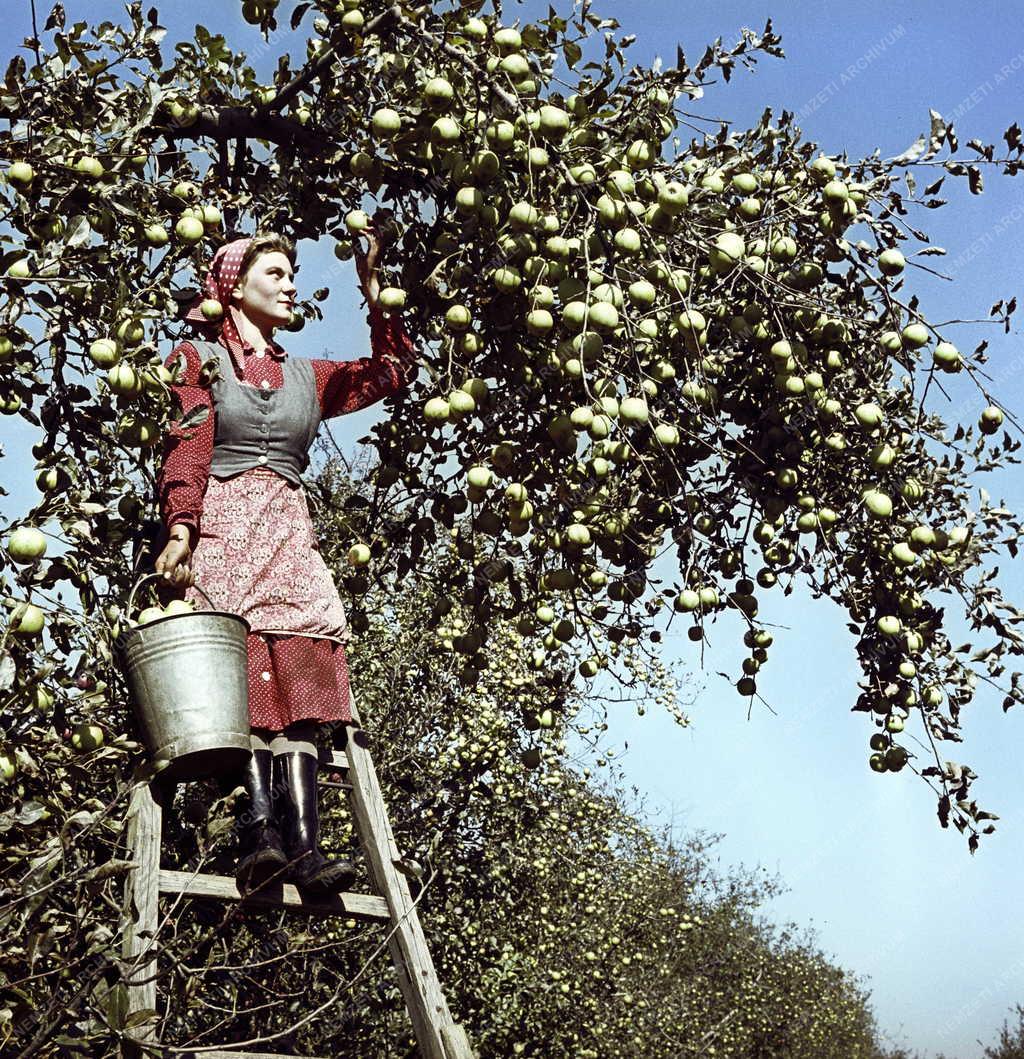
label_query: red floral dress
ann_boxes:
[156,308,414,730]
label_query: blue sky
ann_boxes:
[4,1,1024,1055]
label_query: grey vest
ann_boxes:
[193,339,321,486]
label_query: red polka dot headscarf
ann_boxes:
[183,236,285,373]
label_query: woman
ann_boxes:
[153,226,415,896]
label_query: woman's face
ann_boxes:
[231,250,296,330]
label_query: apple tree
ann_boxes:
[101,489,887,1057]
[1,5,1024,1003]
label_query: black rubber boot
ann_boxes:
[273,751,356,896]
[235,749,288,894]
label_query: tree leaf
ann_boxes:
[291,2,312,30]
[0,652,14,693]
[65,215,91,247]
[927,109,947,158]
[43,3,65,32]
[893,133,926,165]
[83,858,136,882]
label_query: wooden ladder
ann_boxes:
[112,699,475,1059]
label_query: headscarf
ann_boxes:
[182,236,286,376]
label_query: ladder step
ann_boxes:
[325,749,349,770]
[159,870,389,921]
[178,1053,326,1058]
[178,1052,327,1058]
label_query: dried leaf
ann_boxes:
[893,134,927,165]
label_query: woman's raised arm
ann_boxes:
[316,307,417,419]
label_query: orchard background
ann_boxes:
[2,0,1024,1056]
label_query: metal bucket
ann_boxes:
[117,573,251,782]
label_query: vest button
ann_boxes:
[257,455,268,464]
[260,390,271,400]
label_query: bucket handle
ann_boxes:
[126,571,218,618]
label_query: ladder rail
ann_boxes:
[115,778,165,1054]
[341,694,475,1059]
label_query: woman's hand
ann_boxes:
[154,530,195,588]
[353,209,399,312]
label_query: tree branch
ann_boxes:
[266,5,402,116]
[160,106,322,151]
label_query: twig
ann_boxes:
[27,0,42,68]
[266,5,401,116]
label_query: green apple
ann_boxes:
[463,16,487,40]
[589,302,619,332]
[709,231,745,270]
[863,490,893,519]
[878,248,906,276]
[12,603,45,636]
[167,100,199,125]
[75,155,105,180]
[932,341,962,372]
[538,105,569,139]
[378,287,406,310]
[618,397,649,424]
[731,172,758,193]
[979,406,1003,435]
[349,155,377,187]
[35,466,70,492]
[771,236,797,262]
[422,77,455,107]
[445,304,472,331]
[345,209,370,233]
[901,322,929,348]
[809,156,837,182]
[88,339,119,368]
[526,309,553,335]
[430,116,461,144]
[371,108,401,138]
[119,414,160,447]
[175,216,205,242]
[448,390,475,415]
[107,364,141,396]
[8,161,34,186]
[423,397,450,423]
[347,543,371,566]
[883,746,908,771]
[6,527,47,563]
[467,466,492,489]
[854,402,884,429]
[144,224,169,246]
[71,723,105,752]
